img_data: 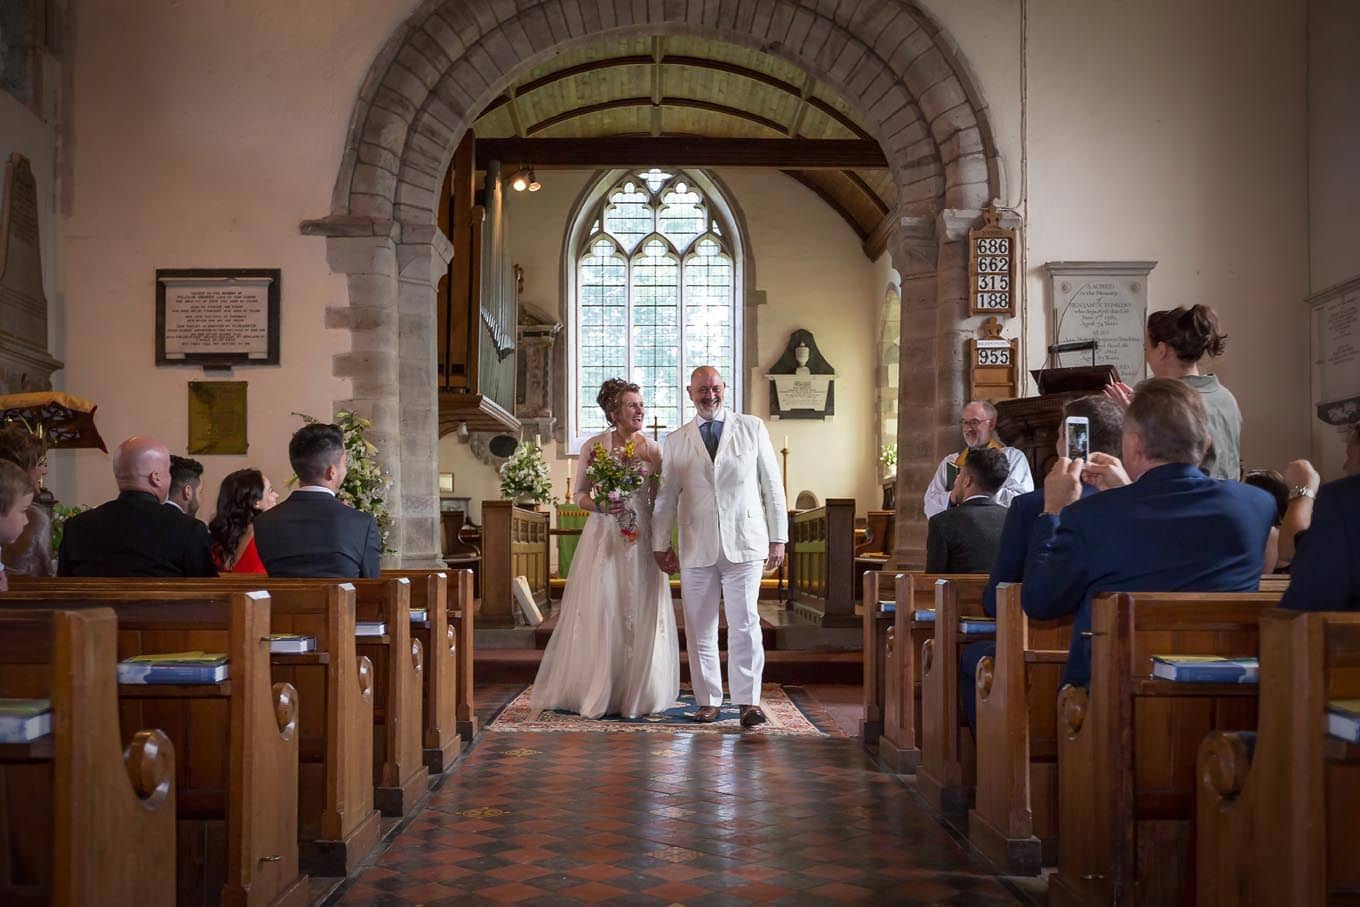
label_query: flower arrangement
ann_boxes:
[293,410,394,551]
[585,439,650,543]
[51,503,88,552]
[880,443,898,471]
[499,438,555,505]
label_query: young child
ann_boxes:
[0,460,35,592]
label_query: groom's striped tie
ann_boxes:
[701,420,719,460]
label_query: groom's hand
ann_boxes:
[765,543,785,571]
[653,547,679,574]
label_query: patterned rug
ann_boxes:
[487,683,842,737]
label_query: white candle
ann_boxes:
[535,434,542,448]
[784,435,789,450]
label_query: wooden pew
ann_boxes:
[0,590,308,907]
[0,607,176,906]
[853,509,894,603]
[786,499,857,627]
[877,573,989,773]
[918,577,995,813]
[383,567,476,752]
[968,582,1072,875]
[860,570,895,744]
[1049,590,1280,907]
[11,577,382,876]
[1197,608,1360,906]
[481,501,550,627]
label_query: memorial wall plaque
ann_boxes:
[0,153,62,392]
[156,269,281,367]
[766,328,835,420]
[1046,261,1156,385]
[1310,275,1360,425]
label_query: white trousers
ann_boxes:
[680,552,765,707]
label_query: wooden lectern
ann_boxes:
[996,365,1121,479]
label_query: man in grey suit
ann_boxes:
[925,446,1010,574]
[254,423,381,578]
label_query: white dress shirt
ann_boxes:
[922,446,1033,518]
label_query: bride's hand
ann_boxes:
[597,493,629,515]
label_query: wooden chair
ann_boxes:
[968,582,1072,875]
[0,590,309,907]
[1197,607,1360,905]
[786,499,857,627]
[0,607,176,906]
[877,573,989,773]
[918,577,995,813]
[11,577,382,877]
[1049,590,1281,907]
[481,502,550,627]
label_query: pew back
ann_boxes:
[0,607,176,907]
[481,502,549,628]
[787,499,857,627]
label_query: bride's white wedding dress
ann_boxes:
[530,430,680,718]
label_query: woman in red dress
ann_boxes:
[208,469,279,574]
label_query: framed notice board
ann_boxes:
[968,207,1017,317]
[156,268,281,367]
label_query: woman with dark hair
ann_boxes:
[0,422,53,576]
[1107,304,1242,479]
[208,468,279,573]
[530,377,679,718]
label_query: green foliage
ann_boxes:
[293,410,394,551]
[880,444,898,470]
[50,504,88,552]
[499,439,555,505]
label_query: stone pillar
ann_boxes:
[302,215,405,564]
[396,224,452,568]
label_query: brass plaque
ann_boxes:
[187,381,248,455]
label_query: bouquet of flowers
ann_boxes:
[499,438,555,505]
[585,439,650,543]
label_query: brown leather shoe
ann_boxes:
[739,705,768,728]
[693,705,721,723]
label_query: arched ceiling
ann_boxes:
[470,35,895,258]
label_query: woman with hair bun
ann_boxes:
[530,377,679,718]
[1107,304,1242,479]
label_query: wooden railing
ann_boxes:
[786,498,857,627]
[481,501,550,627]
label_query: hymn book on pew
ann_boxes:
[910,609,934,621]
[410,609,428,625]
[959,617,996,635]
[356,621,387,637]
[267,634,317,654]
[1327,699,1360,743]
[1150,655,1259,684]
[0,698,52,743]
[117,651,229,684]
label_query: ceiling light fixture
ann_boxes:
[526,168,541,192]
[509,167,541,192]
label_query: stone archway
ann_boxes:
[303,0,1003,567]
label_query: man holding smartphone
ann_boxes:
[922,401,1034,518]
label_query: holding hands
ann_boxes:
[654,547,680,575]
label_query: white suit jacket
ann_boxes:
[652,411,789,569]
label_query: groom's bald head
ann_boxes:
[687,366,726,419]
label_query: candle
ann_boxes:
[784,435,789,450]
[535,434,542,448]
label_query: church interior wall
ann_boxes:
[1306,0,1360,480]
[35,0,1323,522]
[438,167,884,523]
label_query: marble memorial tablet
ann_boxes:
[1046,261,1156,385]
[156,269,281,366]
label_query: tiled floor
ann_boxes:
[334,687,1032,906]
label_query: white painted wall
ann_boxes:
[439,167,884,523]
[1306,0,1360,480]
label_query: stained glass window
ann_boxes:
[572,171,739,446]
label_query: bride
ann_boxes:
[530,378,680,718]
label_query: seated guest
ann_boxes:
[923,400,1033,517]
[0,460,35,591]
[208,468,280,574]
[254,423,380,578]
[925,447,1010,574]
[0,422,54,577]
[1243,469,1289,573]
[1280,471,1360,612]
[1276,424,1360,564]
[962,395,1125,730]
[58,436,216,577]
[165,454,204,519]
[1022,379,1275,688]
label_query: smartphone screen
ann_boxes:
[1065,417,1090,461]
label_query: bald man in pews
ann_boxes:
[1021,379,1276,687]
[58,436,216,577]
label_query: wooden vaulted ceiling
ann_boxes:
[470,35,895,259]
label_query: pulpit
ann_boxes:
[996,366,1119,478]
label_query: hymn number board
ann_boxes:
[967,324,1019,402]
[968,209,1017,317]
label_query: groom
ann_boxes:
[653,366,788,727]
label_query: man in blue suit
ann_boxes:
[1281,472,1360,611]
[961,395,1125,730]
[1022,378,1276,688]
